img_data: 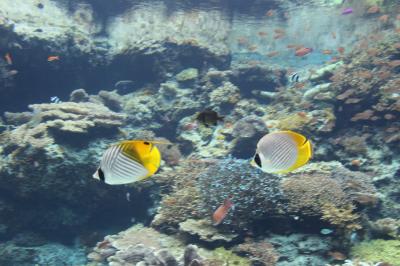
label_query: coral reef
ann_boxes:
[197,158,284,229]
[87,224,250,266]
[179,219,238,244]
[350,239,400,266]
[369,218,400,239]
[233,240,280,265]
[269,234,334,266]
[0,102,126,153]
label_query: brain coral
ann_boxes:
[196,158,284,228]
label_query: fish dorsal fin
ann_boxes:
[117,140,162,177]
[281,131,312,173]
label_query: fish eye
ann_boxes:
[143,141,150,145]
[254,153,262,168]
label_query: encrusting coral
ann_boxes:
[1,102,126,151]
[282,161,377,230]
[233,239,280,265]
[196,157,284,229]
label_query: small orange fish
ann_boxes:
[337,47,345,55]
[388,60,400,68]
[274,33,285,40]
[294,82,306,89]
[237,37,248,45]
[297,112,307,118]
[322,49,333,55]
[266,9,274,17]
[48,56,60,62]
[274,28,285,34]
[367,5,380,14]
[4,53,12,65]
[295,47,313,57]
[379,14,389,23]
[212,198,234,226]
[267,51,279,57]
[248,45,258,52]
[258,31,268,37]
[328,251,347,261]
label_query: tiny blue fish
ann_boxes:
[320,228,334,235]
[50,96,62,104]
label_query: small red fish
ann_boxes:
[378,14,389,23]
[48,55,60,62]
[322,49,333,55]
[266,10,274,17]
[4,53,12,65]
[295,47,313,57]
[367,5,380,14]
[267,51,279,57]
[212,198,234,226]
[258,31,268,37]
[337,47,345,55]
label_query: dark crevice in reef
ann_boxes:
[0,42,230,114]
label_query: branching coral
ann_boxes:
[321,203,362,232]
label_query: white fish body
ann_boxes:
[93,145,149,185]
[253,130,312,174]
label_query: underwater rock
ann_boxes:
[179,219,239,243]
[28,102,126,134]
[209,81,241,108]
[268,234,333,266]
[0,102,127,152]
[183,245,204,266]
[88,224,210,266]
[69,88,90,103]
[98,90,123,112]
[233,240,280,266]
[230,115,268,158]
[369,218,400,238]
[157,142,182,166]
[229,64,286,96]
[176,68,199,82]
